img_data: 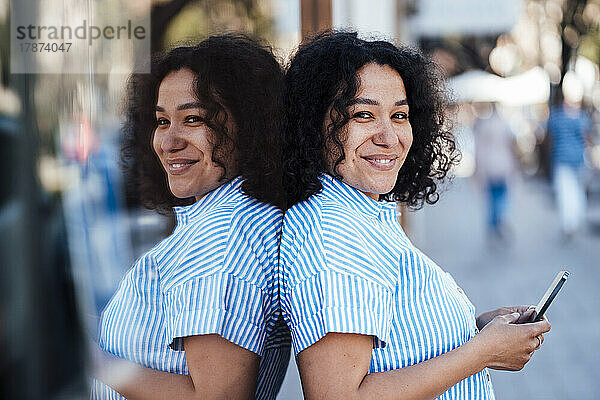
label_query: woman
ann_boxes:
[92,34,289,400]
[279,31,550,400]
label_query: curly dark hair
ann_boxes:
[282,31,460,209]
[122,34,284,213]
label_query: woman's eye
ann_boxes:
[156,118,169,126]
[352,111,373,119]
[185,115,203,124]
[392,112,408,120]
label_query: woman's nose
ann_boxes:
[160,127,186,153]
[372,121,399,148]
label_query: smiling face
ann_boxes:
[153,68,236,201]
[328,63,413,200]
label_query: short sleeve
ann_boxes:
[164,272,267,355]
[285,269,394,354]
[281,201,396,354]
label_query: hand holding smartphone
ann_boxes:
[531,270,570,322]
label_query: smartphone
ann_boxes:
[532,270,570,322]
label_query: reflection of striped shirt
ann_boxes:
[91,177,290,400]
[279,175,495,400]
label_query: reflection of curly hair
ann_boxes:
[283,31,459,209]
[122,34,284,213]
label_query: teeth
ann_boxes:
[372,159,393,164]
[171,163,186,168]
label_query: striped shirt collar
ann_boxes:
[173,176,243,225]
[318,174,397,219]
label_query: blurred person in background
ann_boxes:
[473,102,518,241]
[547,74,592,240]
[91,34,289,400]
[279,31,550,400]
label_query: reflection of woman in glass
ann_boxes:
[92,35,289,400]
[279,32,550,400]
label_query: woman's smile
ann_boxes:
[165,158,199,174]
[360,154,399,170]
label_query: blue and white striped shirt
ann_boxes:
[547,105,592,167]
[279,174,495,400]
[91,177,290,400]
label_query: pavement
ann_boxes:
[276,175,600,399]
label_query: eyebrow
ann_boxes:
[155,102,205,112]
[348,97,408,107]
